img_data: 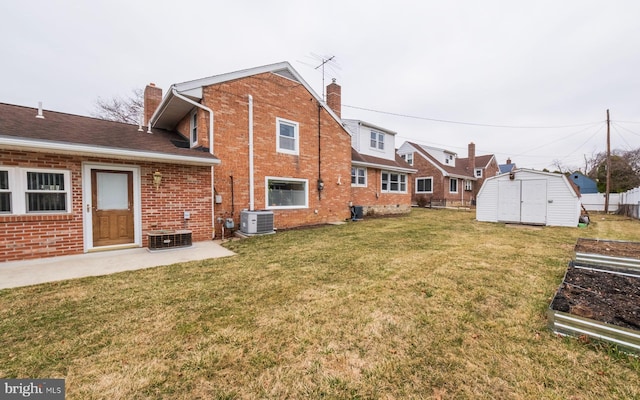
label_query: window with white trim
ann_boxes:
[0,170,11,213]
[474,168,482,178]
[381,171,407,193]
[0,167,71,214]
[277,118,299,155]
[449,178,458,193]
[266,177,307,208]
[401,153,413,166]
[370,131,384,150]
[415,177,432,193]
[351,167,366,186]
[464,180,473,191]
[190,110,198,146]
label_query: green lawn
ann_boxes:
[1,209,639,399]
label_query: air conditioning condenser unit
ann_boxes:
[240,210,274,235]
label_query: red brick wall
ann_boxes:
[1,150,212,262]
[173,72,352,234]
[411,154,473,206]
[350,168,412,215]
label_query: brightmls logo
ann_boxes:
[1,379,64,399]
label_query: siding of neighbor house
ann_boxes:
[476,169,580,227]
[170,71,352,234]
[0,150,212,262]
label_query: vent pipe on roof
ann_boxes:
[138,114,143,132]
[36,102,45,119]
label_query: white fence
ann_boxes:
[580,193,621,213]
[619,187,640,219]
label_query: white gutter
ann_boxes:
[169,88,216,238]
[351,161,417,174]
[0,137,220,166]
[170,87,214,156]
[248,95,255,211]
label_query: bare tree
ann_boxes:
[91,88,143,124]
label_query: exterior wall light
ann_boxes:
[153,171,162,189]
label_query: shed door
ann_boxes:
[521,180,547,224]
[497,180,521,222]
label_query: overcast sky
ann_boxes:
[3,0,640,171]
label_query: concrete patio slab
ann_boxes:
[0,241,235,290]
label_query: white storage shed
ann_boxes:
[476,169,581,227]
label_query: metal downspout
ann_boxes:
[248,95,255,211]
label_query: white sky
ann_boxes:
[2,0,640,171]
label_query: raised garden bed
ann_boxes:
[548,238,640,354]
[574,238,640,273]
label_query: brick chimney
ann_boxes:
[144,83,162,126]
[468,142,476,169]
[326,78,341,118]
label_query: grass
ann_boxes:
[1,208,640,399]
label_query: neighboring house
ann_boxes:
[0,102,219,262]
[146,62,353,236]
[499,158,516,174]
[568,171,598,194]
[341,119,416,216]
[397,141,499,207]
[476,169,581,227]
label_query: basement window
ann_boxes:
[266,177,307,209]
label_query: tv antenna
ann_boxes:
[315,55,335,101]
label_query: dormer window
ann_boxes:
[401,153,413,166]
[370,131,384,150]
[475,168,482,178]
[190,110,198,147]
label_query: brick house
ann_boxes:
[147,62,353,236]
[397,141,499,207]
[341,119,416,216]
[0,102,219,262]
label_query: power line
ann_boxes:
[343,104,602,129]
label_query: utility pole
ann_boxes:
[605,109,611,213]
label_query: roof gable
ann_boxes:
[151,62,345,132]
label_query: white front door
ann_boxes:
[82,163,142,252]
